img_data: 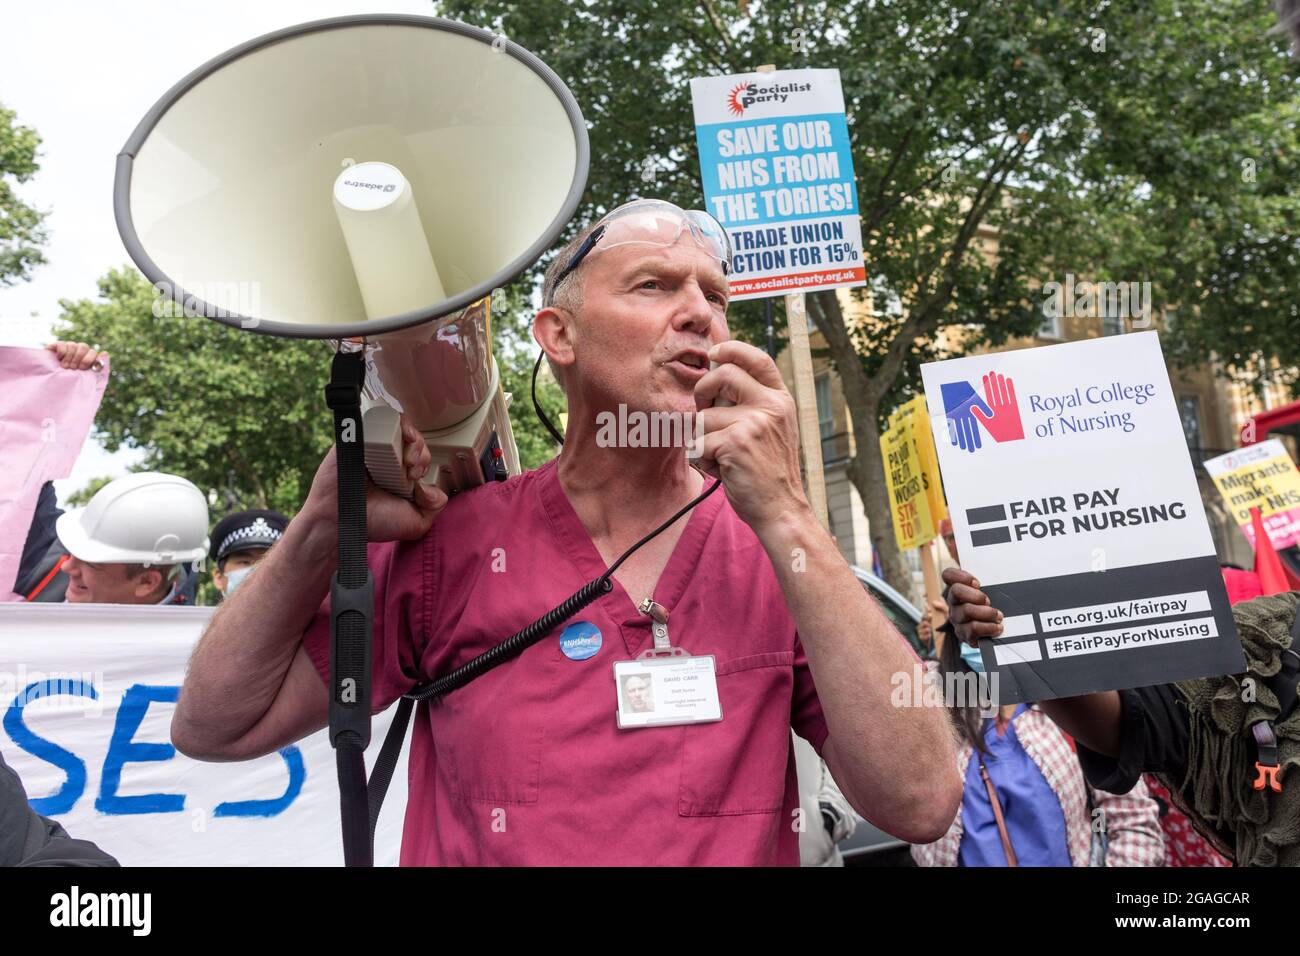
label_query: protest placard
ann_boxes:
[880,410,935,551]
[689,68,866,300]
[881,396,947,551]
[921,332,1244,702]
[893,395,948,529]
[1204,440,1300,552]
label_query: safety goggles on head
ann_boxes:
[549,199,733,301]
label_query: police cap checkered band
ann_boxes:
[209,509,290,563]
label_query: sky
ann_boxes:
[0,0,447,504]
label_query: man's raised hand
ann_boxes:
[693,340,809,532]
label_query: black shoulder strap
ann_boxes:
[367,695,415,841]
[1264,604,1300,721]
[324,349,375,868]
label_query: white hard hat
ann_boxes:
[56,472,210,565]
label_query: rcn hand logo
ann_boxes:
[940,372,1025,453]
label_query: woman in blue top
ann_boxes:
[912,632,1164,867]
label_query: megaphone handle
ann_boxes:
[362,405,416,498]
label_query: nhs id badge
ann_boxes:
[614,655,722,729]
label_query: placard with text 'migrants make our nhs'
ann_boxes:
[921,331,1243,703]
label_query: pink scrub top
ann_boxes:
[302,457,830,865]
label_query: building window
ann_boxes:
[1101,312,1125,336]
[1177,395,1202,452]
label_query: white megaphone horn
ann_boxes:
[114,14,589,496]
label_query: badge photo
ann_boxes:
[613,656,722,729]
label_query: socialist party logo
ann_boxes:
[940,372,1025,452]
[726,79,813,116]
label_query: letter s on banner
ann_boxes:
[3,679,98,815]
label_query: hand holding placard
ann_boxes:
[942,566,1004,646]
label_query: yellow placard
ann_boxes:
[893,395,949,527]
[1204,440,1300,550]
[880,406,935,550]
[885,395,947,534]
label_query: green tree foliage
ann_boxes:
[57,268,337,515]
[0,102,48,286]
[440,0,1300,594]
[66,476,114,508]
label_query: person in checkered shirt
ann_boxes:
[909,645,1164,867]
[944,565,1300,867]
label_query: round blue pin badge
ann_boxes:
[558,621,603,661]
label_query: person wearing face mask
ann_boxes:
[911,622,1165,867]
[208,509,289,600]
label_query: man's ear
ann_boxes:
[533,305,577,371]
[133,567,165,599]
[212,564,227,593]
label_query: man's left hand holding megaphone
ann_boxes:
[302,414,447,543]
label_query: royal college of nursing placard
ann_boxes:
[921,332,1244,702]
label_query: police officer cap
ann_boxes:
[209,509,289,564]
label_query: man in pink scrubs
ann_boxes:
[173,200,961,865]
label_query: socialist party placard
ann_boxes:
[921,332,1243,702]
[690,69,866,300]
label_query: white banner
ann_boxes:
[1,602,407,866]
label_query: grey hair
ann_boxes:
[541,219,604,310]
[123,562,180,597]
[539,219,605,394]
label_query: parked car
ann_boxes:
[853,566,928,658]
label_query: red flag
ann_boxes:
[1221,566,1264,605]
[1250,507,1291,595]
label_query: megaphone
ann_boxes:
[114,13,589,495]
[114,15,590,867]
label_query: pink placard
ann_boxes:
[0,347,109,600]
[1240,509,1300,552]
